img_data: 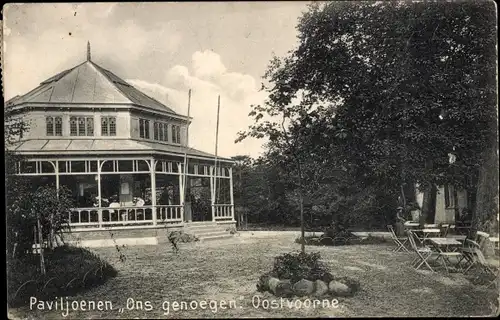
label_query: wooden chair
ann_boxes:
[387,225,410,253]
[460,234,490,273]
[440,224,450,238]
[472,248,499,288]
[408,231,436,272]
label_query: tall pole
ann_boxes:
[212,95,221,220]
[182,89,191,222]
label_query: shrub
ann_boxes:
[167,231,199,253]
[226,226,238,234]
[296,234,387,246]
[7,245,117,307]
[270,252,334,284]
[7,184,74,258]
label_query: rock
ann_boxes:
[329,280,351,296]
[257,274,271,292]
[314,280,329,297]
[268,277,280,294]
[275,280,294,297]
[293,279,315,296]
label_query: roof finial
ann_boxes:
[87,41,91,61]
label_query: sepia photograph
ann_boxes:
[3,1,499,318]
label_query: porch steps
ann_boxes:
[184,222,234,242]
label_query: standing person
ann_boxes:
[108,195,122,222]
[395,206,406,236]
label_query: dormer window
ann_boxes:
[46,116,63,136]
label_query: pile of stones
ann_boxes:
[257,273,360,298]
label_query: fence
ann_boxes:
[68,205,183,230]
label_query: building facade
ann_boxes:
[7,44,235,233]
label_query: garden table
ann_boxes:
[414,228,441,245]
[428,238,464,272]
[404,222,420,227]
[447,235,467,242]
[489,237,499,252]
[404,222,420,232]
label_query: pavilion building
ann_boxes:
[6,43,235,241]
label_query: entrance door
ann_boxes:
[186,177,212,221]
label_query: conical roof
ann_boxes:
[6,58,176,114]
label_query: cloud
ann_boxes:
[127,50,267,158]
[192,50,227,79]
[2,3,182,100]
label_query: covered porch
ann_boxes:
[15,156,235,231]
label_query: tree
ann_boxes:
[239,1,497,232]
[5,100,73,271]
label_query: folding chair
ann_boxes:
[440,224,450,238]
[473,248,499,288]
[408,231,436,272]
[434,247,464,273]
[460,235,490,273]
[387,225,410,253]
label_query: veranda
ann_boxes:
[16,156,235,231]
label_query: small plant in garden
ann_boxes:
[226,226,238,235]
[167,230,199,253]
[107,230,127,263]
[273,252,332,283]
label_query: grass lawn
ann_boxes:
[9,233,499,318]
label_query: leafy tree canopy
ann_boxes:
[239,0,497,196]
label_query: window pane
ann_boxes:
[41,161,55,173]
[70,117,78,136]
[137,160,150,171]
[55,117,62,136]
[155,160,163,172]
[86,117,94,136]
[89,161,98,172]
[158,123,163,141]
[20,161,36,174]
[176,126,181,144]
[101,160,113,172]
[118,160,133,172]
[58,161,68,173]
[139,119,145,138]
[101,117,108,136]
[78,117,86,136]
[154,122,159,140]
[70,161,86,173]
[109,117,116,136]
[46,117,54,136]
[145,120,150,139]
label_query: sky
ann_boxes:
[2,2,310,158]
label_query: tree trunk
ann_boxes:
[420,184,436,227]
[299,187,305,253]
[36,212,46,275]
[472,145,499,238]
[419,159,435,227]
[49,212,55,249]
[296,159,305,254]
